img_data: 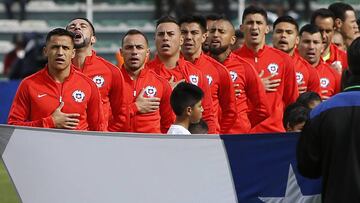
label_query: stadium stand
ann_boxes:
[0,0,358,75]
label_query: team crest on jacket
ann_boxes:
[189,75,199,86]
[267,63,279,75]
[296,72,304,84]
[72,90,85,102]
[144,86,157,97]
[320,78,330,88]
[206,75,213,85]
[230,71,238,82]
[92,75,105,88]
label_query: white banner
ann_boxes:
[0,125,237,203]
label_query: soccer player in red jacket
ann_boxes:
[66,18,124,130]
[8,28,105,131]
[208,16,269,134]
[329,2,360,48]
[272,15,321,95]
[298,24,341,100]
[147,16,217,134]
[179,15,237,134]
[311,8,348,74]
[109,29,174,133]
[233,6,299,133]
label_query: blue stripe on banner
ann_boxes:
[221,133,322,202]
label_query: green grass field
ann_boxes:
[0,160,20,203]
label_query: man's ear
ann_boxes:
[265,25,270,34]
[295,35,300,46]
[186,106,192,116]
[71,47,75,59]
[230,35,236,45]
[90,35,96,45]
[201,32,207,44]
[240,24,244,32]
[334,18,343,31]
[43,46,48,57]
[180,35,184,46]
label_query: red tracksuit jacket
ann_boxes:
[325,43,348,70]
[223,53,269,134]
[234,44,299,133]
[73,51,124,128]
[108,67,174,133]
[189,52,237,134]
[8,66,105,131]
[315,60,341,99]
[147,56,217,134]
[293,51,321,95]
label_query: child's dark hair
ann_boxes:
[170,82,204,116]
[296,92,322,109]
[188,119,208,134]
[283,102,310,130]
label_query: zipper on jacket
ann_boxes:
[131,77,141,131]
[59,82,65,103]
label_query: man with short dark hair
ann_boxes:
[272,15,321,95]
[329,2,360,48]
[208,16,269,134]
[202,14,222,53]
[234,6,299,133]
[311,8,348,73]
[110,29,174,133]
[179,15,237,134]
[8,28,105,131]
[66,18,124,130]
[297,37,360,203]
[147,15,217,133]
[298,24,341,100]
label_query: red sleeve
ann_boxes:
[159,79,175,133]
[339,49,348,70]
[244,64,270,127]
[87,81,106,131]
[331,67,341,94]
[198,73,217,134]
[7,80,55,128]
[307,65,321,95]
[217,66,237,133]
[283,56,299,106]
[107,67,128,132]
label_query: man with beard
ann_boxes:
[66,18,125,130]
[202,14,221,53]
[311,8,348,74]
[298,24,341,100]
[147,16,217,134]
[115,29,174,133]
[8,28,105,131]
[208,17,269,134]
[272,16,320,95]
[234,6,298,133]
[329,2,360,48]
[179,15,237,134]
